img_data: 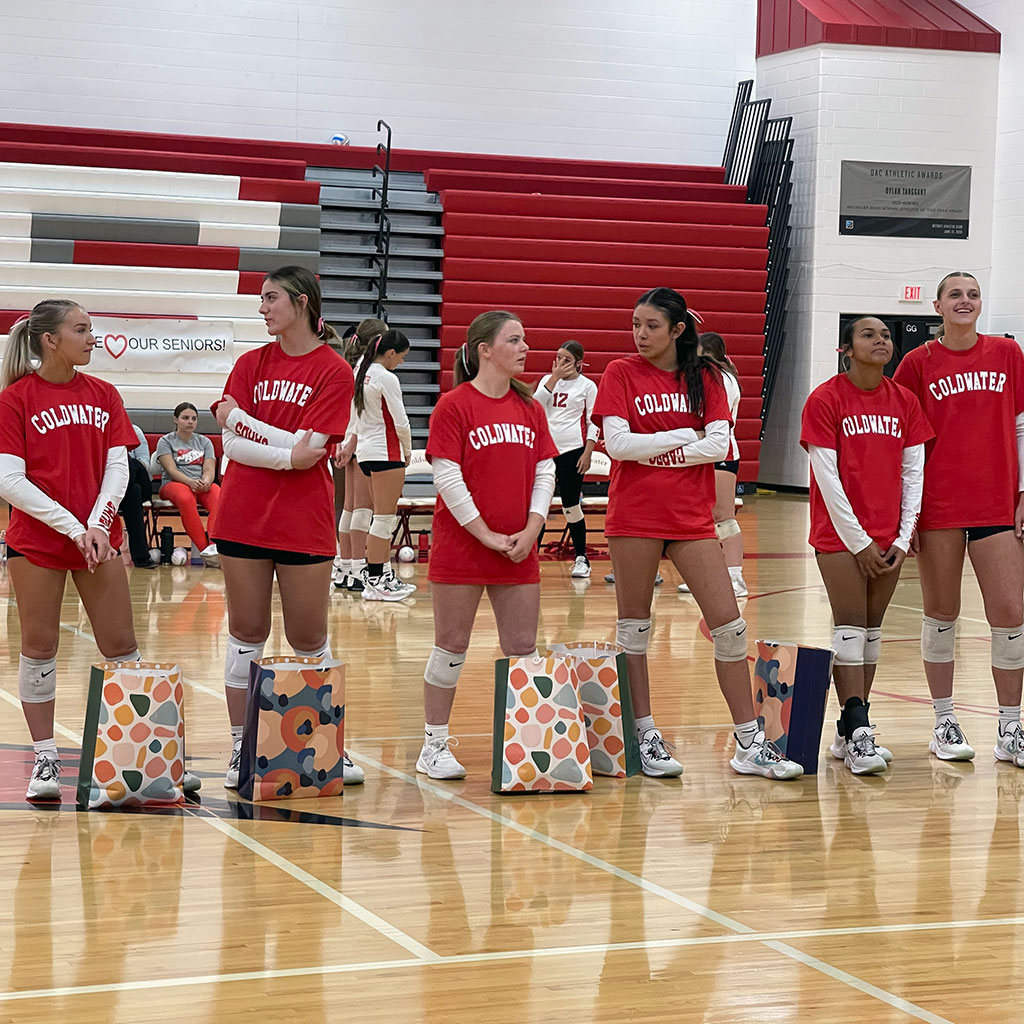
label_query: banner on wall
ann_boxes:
[839,162,971,239]
[88,318,234,373]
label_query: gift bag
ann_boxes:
[549,642,641,778]
[752,641,833,774]
[238,657,346,801]
[77,662,185,809]
[492,653,593,794]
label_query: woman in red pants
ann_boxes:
[155,402,221,566]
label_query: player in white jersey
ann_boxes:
[334,318,385,593]
[677,332,748,597]
[353,329,415,601]
[534,341,599,578]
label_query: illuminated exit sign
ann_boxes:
[900,284,923,302]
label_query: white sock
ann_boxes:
[998,705,1021,735]
[340,559,352,575]
[728,565,744,580]
[933,696,956,727]
[635,714,656,736]
[230,725,243,744]
[353,558,367,574]
[33,738,58,760]
[734,719,759,748]
[424,723,449,745]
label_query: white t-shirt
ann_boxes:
[355,364,412,463]
[535,373,599,455]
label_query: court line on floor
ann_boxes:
[6,914,1018,1005]
[346,751,952,1024]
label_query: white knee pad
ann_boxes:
[424,646,466,689]
[350,507,373,533]
[710,616,748,662]
[863,630,881,666]
[564,503,584,524]
[616,618,652,655]
[369,513,398,540]
[19,655,56,704]
[922,616,957,663]
[991,625,1024,671]
[225,635,266,690]
[338,509,353,532]
[832,625,866,666]
[293,643,332,661]
[715,517,741,541]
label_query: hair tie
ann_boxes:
[688,309,704,325]
[317,316,324,334]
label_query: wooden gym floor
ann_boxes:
[0,492,1020,1023]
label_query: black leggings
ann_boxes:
[119,456,154,562]
[539,448,588,558]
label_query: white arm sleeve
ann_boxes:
[382,372,413,457]
[894,444,925,554]
[679,419,731,466]
[344,399,359,445]
[603,416,701,461]
[584,379,600,443]
[807,445,872,554]
[432,457,481,526]
[0,453,85,539]
[535,376,554,405]
[225,408,328,450]
[1016,412,1024,492]
[87,446,129,534]
[530,458,556,518]
[222,429,294,471]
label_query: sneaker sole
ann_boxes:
[26,785,62,801]
[224,776,239,790]
[343,769,366,785]
[640,764,684,778]
[182,777,202,794]
[993,745,1024,766]
[362,590,410,602]
[729,758,804,780]
[846,757,888,775]
[415,759,466,780]
[929,739,975,761]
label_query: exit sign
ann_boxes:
[900,284,923,302]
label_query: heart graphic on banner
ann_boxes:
[103,334,128,359]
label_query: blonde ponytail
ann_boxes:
[2,300,80,390]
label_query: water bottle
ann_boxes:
[0,529,6,564]
[160,526,175,564]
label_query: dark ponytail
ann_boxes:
[698,331,738,381]
[635,287,716,416]
[354,329,410,414]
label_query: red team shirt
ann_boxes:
[0,371,138,570]
[593,356,731,540]
[212,342,353,556]
[426,385,558,585]
[893,335,1024,529]
[800,374,933,553]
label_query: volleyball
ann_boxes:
[148,548,161,564]
[397,545,416,562]
[331,133,350,146]
[171,547,188,566]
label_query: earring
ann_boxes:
[841,354,852,372]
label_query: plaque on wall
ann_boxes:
[839,162,971,239]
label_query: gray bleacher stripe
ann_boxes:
[31,214,200,245]
[30,238,75,263]
[238,248,319,272]
[277,226,321,251]
[279,204,322,229]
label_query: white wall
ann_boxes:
[961,1,1024,337]
[0,0,756,163]
[756,45,999,488]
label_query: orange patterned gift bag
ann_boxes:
[77,662,186,809]
[549,642,641,777]
[492,653,593,794]
[237,657,346,801]
[752,641,833,775]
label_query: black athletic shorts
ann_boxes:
[6,546,22,558]
[213,538,332,565]
[359,460,405,477]
[714,458,740,474]
[965,524,1015,542]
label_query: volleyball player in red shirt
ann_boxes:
[0,300,190,800]
[417,311,557,779]
[893,272,1024,766]
[594,287,802,779]
[211,266,364,786]
[801,316,933,774]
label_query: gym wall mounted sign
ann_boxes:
[89,318,234,373]
[839,162,971,239]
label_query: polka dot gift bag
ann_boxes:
[77,662,186,809]
[237,657,346,801]
[491,653,593,794]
